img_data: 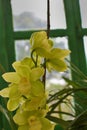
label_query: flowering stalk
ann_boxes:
[42,0,50,87]
[47,0,50,38]
[0,30,70,130]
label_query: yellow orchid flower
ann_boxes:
[30,31,70,71]
[13,109,55,130]
[2,59,44,96]
[0,58,45,111]
[30,31,53,58]
[46,48,71,72]
[0,31,71,130]
[22,94,47,111]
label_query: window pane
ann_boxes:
[15,40,30,60]
[11,0,66,31]
[52,37,68,49]
[11,0,47,31]
[50,0,66,29]
[83,37,87,61]
[79,0,87,28]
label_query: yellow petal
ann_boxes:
[18,77,31,98]
[31,81,44,96]
[9,84,21,99]
[47,59,67,72]
[16,66,30,78]
[40,118,55,130]
[30,31,47,47]
[18,125,29,130]
[30,31,53,52]
[50,48,70,59]
[0,87,10,97]
[23,95,46,111]
[7,98,20,111]
[13,109,29,125]
[35,48,51,58]
[2,72,20,83]
[21,57,34,68]
[12,61,21,70]
[28,116,42,130]
[30,67,44,81]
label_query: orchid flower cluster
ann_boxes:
[0,31,70,130]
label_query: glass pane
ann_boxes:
[15,40,30,60]
[83,37,87,61]
[11,0,66,31]
[50,0,66,29]
[79,0,87,28]
[11,0,47,31]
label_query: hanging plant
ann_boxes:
[0,30,70,130]
[0,0,71,130]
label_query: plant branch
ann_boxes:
[42,0,50,87]
[31,49,37,67]
[47,0,50,38]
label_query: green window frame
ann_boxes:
[0,0,87,130]
[0,0,87,74]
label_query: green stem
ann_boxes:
[31,49,37,67]
[58,104,63,119]
[36,54,38,67]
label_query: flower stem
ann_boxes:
[42,0,50,88]
[47,0,50,38]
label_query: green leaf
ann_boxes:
[69,110,87,130]
[46,115,69,129]
[55,125,64,130]
[0,105,17,130]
